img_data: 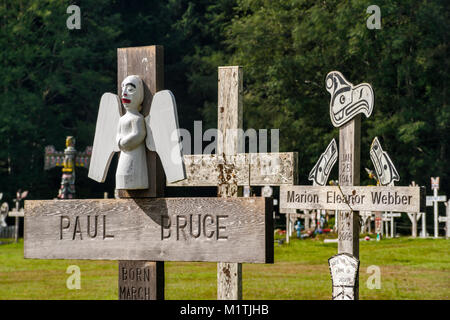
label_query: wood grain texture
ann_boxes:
[24,197,272,263]
[217,66,243,156]
[118,261,164,300]
[167,152,297,187]
[337,116,360,300]
[280,185,423,212]
[117,45,165,198]
[217,66,242,300]
[338,117,360,262]
[407,212,418,238]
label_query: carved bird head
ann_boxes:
[370,137,400,186]
[325,71,374,127]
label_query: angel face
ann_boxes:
[121,75,144,112]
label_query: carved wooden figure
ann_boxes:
[308,139,338,187]
[326,71,374,127]
[88,75,186,189]
[369,137,400,187]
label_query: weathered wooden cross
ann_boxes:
[280,71,424,299]
[382,212,401,238]
[24,46,274,300]
[426,177,447,238]
[168,66,298,299]
[8,190,28,243]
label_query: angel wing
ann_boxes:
[88,93,122,182]
[145,90,186,183]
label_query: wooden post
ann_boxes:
[408,212,418,238]
[217,66,243,300]
[421,212,427,238]
[407,182,418,238]
[338,115,360,299]
[14,200,19,243]
[285,213,290,244]
[117,45,165,300]
[390,213,394,238]
[446,201,450,239]
[433,188,439,238]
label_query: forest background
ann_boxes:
[0,1,448,232]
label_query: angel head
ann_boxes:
[121,75,144,112]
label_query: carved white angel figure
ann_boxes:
[88,75,186,189]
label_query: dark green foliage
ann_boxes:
[218,0,449,191]
[0,0,448,208]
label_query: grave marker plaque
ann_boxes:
[328,253,360,300]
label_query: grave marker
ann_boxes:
[167,66,298,299]
[406,181,424,238]
[10,190,28,243]
[281,71,424,299]
[426,177,446,238]
[24,46,273,301]
[0,201,8,229]
[328,253,360,300]
[382,212,401,238]
[375,211,383,239]
[45,136,91,199]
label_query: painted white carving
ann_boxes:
[369,137,399,186]
[325,71,374,127]
[88,75,186,189]
[308,139,338,186]
[328,253,359,300]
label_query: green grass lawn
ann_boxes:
[0,237,448,300]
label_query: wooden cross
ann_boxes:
[382,212,401,238]
[280,71,424,300]
[168,66,298,299]
[426,177,447,238]
[360,211,372,234]
[9,190,28,243]
[23,46,273,301]
[438,200,450,239]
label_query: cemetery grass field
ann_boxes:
[0,237,448,300]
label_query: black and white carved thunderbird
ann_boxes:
[369,137,399,186]
[325,71,374,127]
